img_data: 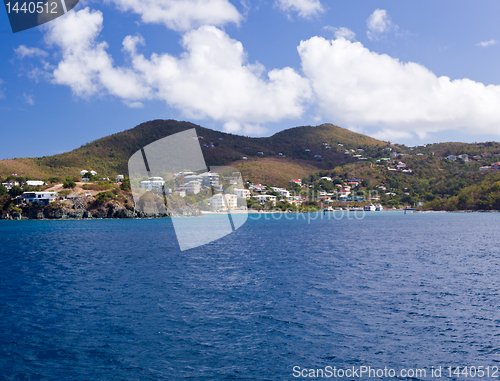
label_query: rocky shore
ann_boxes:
[0,199,202,220]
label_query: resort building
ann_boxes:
[209,193,238,210]
[140,177,165,192]
[184,172,219,189]
[234,188,251,199]
[178,180,201,194]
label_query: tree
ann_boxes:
[120,178,131,191]
[63,180,76,189]
[8,185,23,198]
[0,185,7,197]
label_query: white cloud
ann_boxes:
[43,8,311,135]
[0,79,4,99]
[123,100,144,108]
[104,0,242,32]
[223,121,268,135]
[276,0,324,18]
[127,25,312,126]
[15,45,49,58]
[22,93,35,105]
[324,26,356,41]
[45,8,150,100]
[476,39,498,47]
[366,9,396,41]
[298,36,500,140]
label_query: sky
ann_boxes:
[1,0,500,160]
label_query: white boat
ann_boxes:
[375,204,383,211]
[364,204,376,211]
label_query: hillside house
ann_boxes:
[1,181,19,190]
[21,192,57,206]
[26,180,45,187]
[254,195,277,206]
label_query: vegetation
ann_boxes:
[3,119,500,212]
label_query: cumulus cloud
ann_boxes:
[104,0,242,32]
[44,8,311,135]
[324,26,356,41]
[276,0,324,18]
[15,45,49,58]
[476,39,498,47]
[127,25,312,127]
[366,9,397,41]
[45,8,150,100]
[298,36,500,139]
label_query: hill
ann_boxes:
[0,120,389,186]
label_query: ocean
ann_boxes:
[1,212,500,380]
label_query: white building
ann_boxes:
[209,193,238,210]
[79,170,88,175]
[26,180,45,187]
[22,192,58,206]
[184,172,219,189]
[234,188,251,199]
[178,180,201,194]
[271,187,291,198]
[254,194,277,206]
[140,177,165,192]
[116,175,124,182]
[1,181,19,190]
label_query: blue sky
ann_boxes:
[1,0,500,160]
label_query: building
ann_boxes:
[140,177,165,192]
[116,175,124,182]
[447,155,457,161]
[271,187,291,198]
[250,184,266,193]
[290,179,302,187]
[184,172,219,189]
[491,162,500,170]
[234,188,251,199]
[209,193,238,210]
[21,192,57,206]
[178,180,201,194]
[79,170,88,175]
[1,181,19,190]
[458,154,469,162]
[254,195,277,206]
[26,180,45,187]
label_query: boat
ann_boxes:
[364,204,376,211]
[375,204,383,211]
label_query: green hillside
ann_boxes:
[0,120,388,182]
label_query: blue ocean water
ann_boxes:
[1,212,500,380]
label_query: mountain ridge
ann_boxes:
[0,120,388,186]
